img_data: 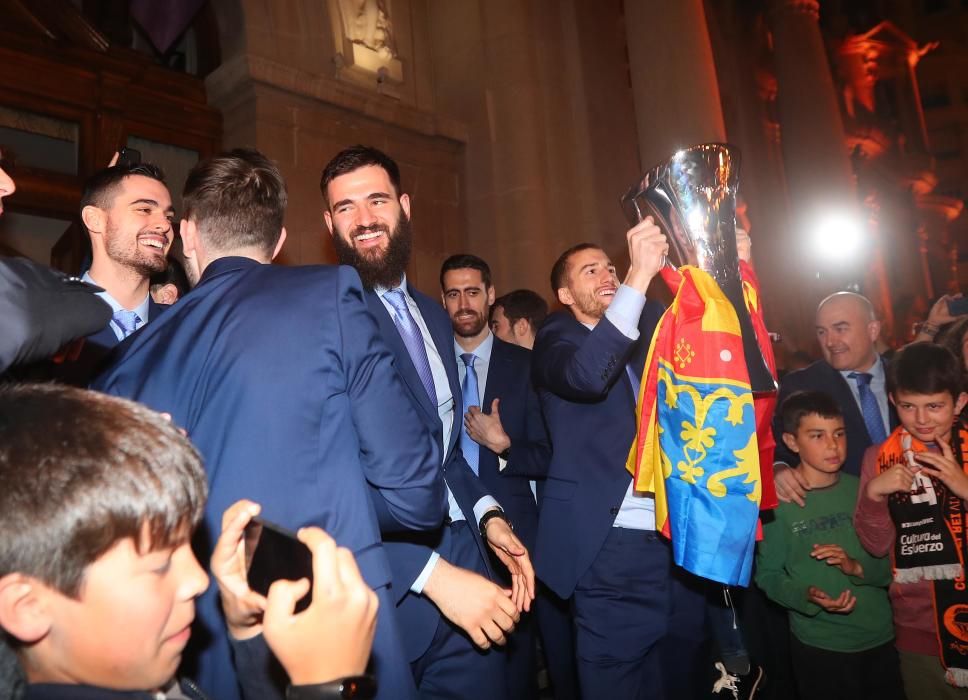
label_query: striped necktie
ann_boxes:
[848,371,887,444]
[383,288,437,404]
[460,352,480,475]
[112,309,141,339]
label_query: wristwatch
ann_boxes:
[286,676,376,699]
[497,446,511,461]
[479,508,512,538]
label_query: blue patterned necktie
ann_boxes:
[848,371,887,444]
[460,352,480,475]
[112,309,141,340]
[383,289,437,404]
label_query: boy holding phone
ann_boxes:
[0,384,377,699]
[855,342,968,699]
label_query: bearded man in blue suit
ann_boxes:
[94,149,447,700]
[321,145,536,699]
[438,253,552,700]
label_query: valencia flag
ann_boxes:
[626,261,777,586]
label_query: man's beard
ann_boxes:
[105,222,168,277]
[572,286,608,321]
[452,310,488,338]
[332,215,413,290]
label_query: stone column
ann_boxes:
[768,0,855,219]
[915,193,963,297]
[769,0,854,200]
[623,0,727,170]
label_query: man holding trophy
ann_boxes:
[531,219,709,699]
[532,144,777,699]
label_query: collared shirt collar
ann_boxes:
[81,270,150,321]
[197,256,263,286]
[455,328,494,361]
[373,273,407,299]
[838,354,885,383]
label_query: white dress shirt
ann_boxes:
[582,284,656,531]
[82,271,150,341]
[375,275,499,592]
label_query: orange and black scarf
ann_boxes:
[877,422,968,687]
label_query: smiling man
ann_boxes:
[531,232,709,699]
[80,162,174,339]
[321,145,536,700]
[772,292,899,505]
[18,162,174,386]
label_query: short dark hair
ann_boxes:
[0,384,207,598]
[439,254,492,290]
[182,148,287,256]
[493,289,548,333]
[888,341,964,398]
[550,243,601,296]
[780,390,843,434]
[79,162,167,227]
[319,145,402,205]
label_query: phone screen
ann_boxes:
[948,296,968,317]
[117,147,142,167]
[243,517,313,612]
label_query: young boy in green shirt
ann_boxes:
[756,391,903,700]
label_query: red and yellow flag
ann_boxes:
[626,262,777,585]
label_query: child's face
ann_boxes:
[891,390,968,444]
[783,413,846,474]
[35,533,208,690]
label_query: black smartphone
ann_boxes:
[117,147,142,167]
[949,296,968,317]
[243,517,313,612]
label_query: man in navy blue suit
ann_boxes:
[80,162,173,342]
[94,149,447,700]
[41,162,175,385]
[439,253,552,700]
[321,146,536,699]
[772,292,898,503]
[532,230,707,700]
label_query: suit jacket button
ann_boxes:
[609,507,620,515]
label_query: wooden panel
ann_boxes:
[0,12,222,271]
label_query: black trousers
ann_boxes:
[789,635,906,700]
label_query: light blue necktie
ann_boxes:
[848,371,887,444]
[460,352,480,475]
[112,309,141,340]
[383,289,437,404]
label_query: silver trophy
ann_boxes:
[621,143,776,392]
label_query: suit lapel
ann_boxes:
[483,338,511,406]
[146,297,168,323]
[87,322,119,349]
[409,285,462,455]
[364,290,439,421]
[410,286,460,395]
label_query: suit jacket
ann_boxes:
[772,358,898,477]
[11,296,167,387]
[474,336,550,552]
[94,258,446,700]
[0,258,111,373]
[364,283,495,660]
[531,302,664,599]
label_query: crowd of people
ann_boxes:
[0,142,966,700]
